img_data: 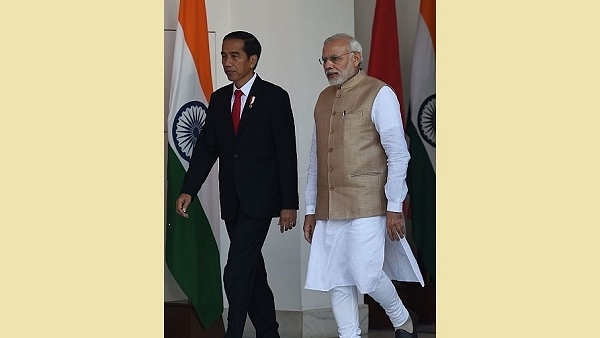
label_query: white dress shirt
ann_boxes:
[230,72,258,116]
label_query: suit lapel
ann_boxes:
[221,83,236,136]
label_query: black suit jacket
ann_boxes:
[181,75,299,220]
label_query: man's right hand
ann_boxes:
[175,193,192,218]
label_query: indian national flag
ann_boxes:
[407,0,436,281]
[165,0,223,328]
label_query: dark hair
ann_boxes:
[223,31,262,70]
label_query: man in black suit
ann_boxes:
[175,31,299,338]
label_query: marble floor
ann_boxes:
[365,324,435,337]
[242,324,435,338]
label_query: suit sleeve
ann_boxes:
[180,92,219,199]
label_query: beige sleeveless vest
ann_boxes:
[314,71,389,220]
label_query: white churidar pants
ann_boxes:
[330,270,409,337]
[305,215,423,338]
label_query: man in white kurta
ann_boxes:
[303,33,423,338]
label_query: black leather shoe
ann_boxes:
[395,329,413,338]
[394,309,419,338]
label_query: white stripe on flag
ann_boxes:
[410,14,436,173]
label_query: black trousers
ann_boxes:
[223,210,280,338]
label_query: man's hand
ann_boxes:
[175,194,192,218]
[278,209,297,233]
[386,211,406,241]
[303,214,316,244]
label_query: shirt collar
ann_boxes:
[233,73,257,97]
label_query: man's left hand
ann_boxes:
[386,211,406,241]
[278,209,297,233]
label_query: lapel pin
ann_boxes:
[249,96,255,108]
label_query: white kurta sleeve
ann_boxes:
[371,86,410,212]
[305,125,318,215]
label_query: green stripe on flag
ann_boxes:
[165,146,223,327]
[407,120,436,281]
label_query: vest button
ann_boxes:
[332,111,337,115]
[336,93,341,98]
[329,185,335,191]
[330,129,334,134]
[328,167,333,172]
[328,148,333,152]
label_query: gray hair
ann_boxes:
[324,33,363,63]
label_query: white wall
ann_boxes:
[165,0,420,313]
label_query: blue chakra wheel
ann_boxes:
[172,100,207,162]
[417,94,436,148]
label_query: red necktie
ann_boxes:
[232,89,243,134]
